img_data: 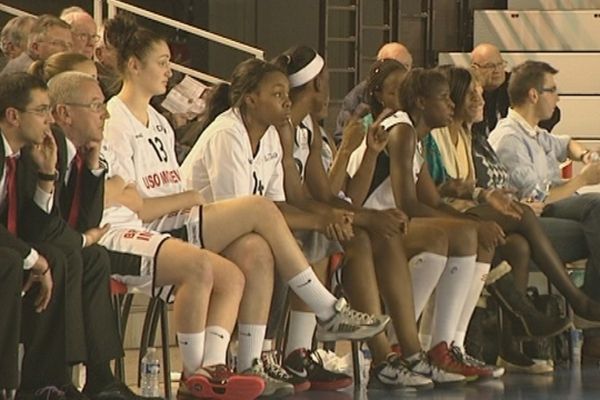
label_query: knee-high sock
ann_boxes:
[430,256,477,347]
[453,262,491,351]
[409,252,448,319]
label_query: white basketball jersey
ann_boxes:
[104,97,185,200]
[180,107,286,202]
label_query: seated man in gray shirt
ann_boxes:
[489,60,600,361]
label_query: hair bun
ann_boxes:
[105,13,138,53]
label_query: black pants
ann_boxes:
[0,247,23,390]
[20,244,123,389]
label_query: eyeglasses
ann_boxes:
[73,31,101,44]
[63,101,107,113]
[473,60,508,70]
[17,105,52,116]
[539,86,558,94]
[38,39,73,50]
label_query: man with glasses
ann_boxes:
[60,7,99,59]
[471,42,560,136]
[1,15,72,76]
[489,61,600,362]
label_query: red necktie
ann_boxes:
[67,152,84,228]
[5,156,17,234]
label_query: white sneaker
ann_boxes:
[407,352,466,385]
[315,298,390,341]
[368,354,432,391]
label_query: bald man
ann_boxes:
[333,42,412,142]
[471,42,560,136]
[60,7,98,59]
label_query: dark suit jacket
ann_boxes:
[17,127,105,249]
[0,137,36,259]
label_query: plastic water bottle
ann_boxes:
[359,344,372,386]
[141,347,160,397]
[571,329,583,366]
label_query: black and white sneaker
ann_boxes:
[261,350,310,393]
[368,354,433,391]
[283,348,353,391]
[315,298,390,342]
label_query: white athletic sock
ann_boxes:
[237,324,266,372]
[177,331,205,376]
[453,262,490,350]
[285,310,317,358]
[409,252,448,319]
[430,255,477,347]
[202,326,231,367]
[287,268,337,321]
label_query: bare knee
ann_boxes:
[412,226,448,256]
[181,250,215,288]
[227,233,274,279]
[345,228,372,258]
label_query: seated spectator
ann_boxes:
[333,42,413,142]
[0,15,36,71]
[60,6,98,59]
[470,43,559,136]
[489,60,600,362]
[1,15,72,76]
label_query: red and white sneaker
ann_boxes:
[427,341,489,382]
[449,343,505,379]
[177,364,265,400]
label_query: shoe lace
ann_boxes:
[33,386,65,400]
[339,305,375,324]
[262,352,292,381]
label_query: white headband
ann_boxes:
[288,54,324,88]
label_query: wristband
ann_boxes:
[38,171,58,181]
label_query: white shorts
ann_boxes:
[99,227,175,302]
[144,205,204,247]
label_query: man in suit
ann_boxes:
[0,71,98,399]
[0,72,141,400]
[21,71,155,399]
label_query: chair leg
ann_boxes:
[351,341,361,391]
[121,294,134,335]
[112,293,125,381]
[159,300,172,399]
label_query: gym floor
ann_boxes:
[122,348,600,399]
